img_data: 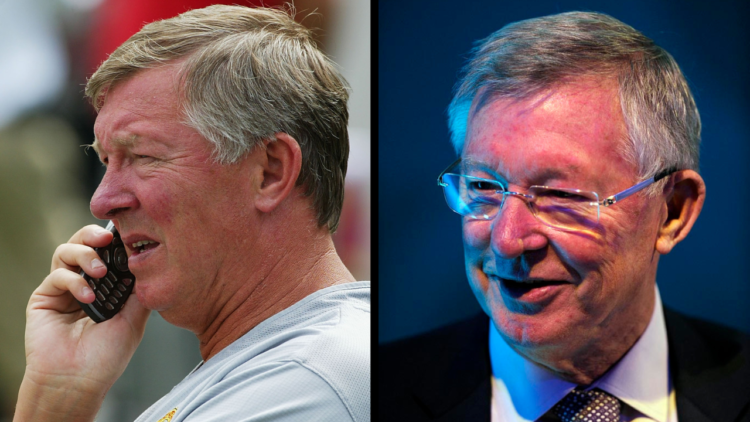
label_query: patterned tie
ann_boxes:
[552,388,621,422]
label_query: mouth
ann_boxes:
[121,234,161,269]
[491,276,569,302]
[130,240,160,255]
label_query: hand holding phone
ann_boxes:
[16,224,150,421]
[77,221,136,322]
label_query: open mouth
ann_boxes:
[131,240,160,255]
[498,277,568,299]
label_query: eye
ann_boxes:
[135,154,158,162]
[467,180,501,192]
[539,189,587,201]
[550,190,576,198]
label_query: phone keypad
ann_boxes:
[77,225,136,323]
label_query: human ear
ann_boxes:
[255,132,302,213]
[655,170,706,254]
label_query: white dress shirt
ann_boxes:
[490,287,677,422]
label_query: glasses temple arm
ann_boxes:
[437,157,463,187]
[601,167,678,206]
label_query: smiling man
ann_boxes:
[14,5,370,422]
[380,11,750,422]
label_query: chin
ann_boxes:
[133,280,170,312]
[490,305,582,350]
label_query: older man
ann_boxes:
[380,11,750,422]
[14,6,370,422]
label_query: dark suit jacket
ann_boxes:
[379,309,750,421]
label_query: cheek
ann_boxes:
[462,220,491,252]
[557,235,610,274]
[594,205,656,266]
[551,209,635,276]
[462,222,495,278]
[562,208,657,306]
[137,182,177,225]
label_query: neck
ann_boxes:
[193,228,355,361]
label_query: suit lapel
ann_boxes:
[673,397,715,422]
[433,377,491,422]
[387,309,749,421]
[412,314,492,421]
[665,309,750,422]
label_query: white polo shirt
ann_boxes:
[135,281,371,422]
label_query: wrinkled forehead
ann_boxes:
[462,78,635,183]
[91,64,189,153]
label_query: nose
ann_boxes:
[490,193,548,259]
[90,167,138,220]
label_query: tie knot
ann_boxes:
[553,388,621,422]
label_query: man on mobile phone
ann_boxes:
[14,5,370,422]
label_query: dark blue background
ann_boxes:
[378,0,750,343]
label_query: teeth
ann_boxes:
[132,240,156,249]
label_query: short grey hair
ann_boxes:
[86,5,350,232]
[448,11,700,194]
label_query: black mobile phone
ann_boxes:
[77,222,136,323]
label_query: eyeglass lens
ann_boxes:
[441,174,600,232]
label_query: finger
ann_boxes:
[51,243,109,279]
[30,269,96,313]
[68,224,114,247]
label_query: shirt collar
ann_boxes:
[489,286,669,422]
[592,287,669,421]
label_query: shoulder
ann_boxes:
[140,283,371,422]
[381,312,489,369]
[259,282,370,421]
[664,307,750,368]
[231,282,369,370]
[291,284,371,421]
[379,313,491,421]
[664,308,750,421]
[295,281,370,377]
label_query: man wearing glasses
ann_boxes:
[380,11,750,421]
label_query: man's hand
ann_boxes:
[14,225,151,422]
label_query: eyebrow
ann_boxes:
[462,157,579,182]
[90,135,138,158]
[461,159,506,180]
